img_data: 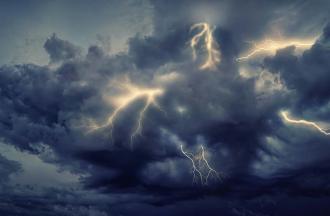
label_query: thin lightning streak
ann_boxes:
[190,22,221,70]
[180,145,204,184]
[180,145,222,185]
[130,96,153,143]
[237,38,316,61]
[200,146,221,182]
[281,111,330,136]
[87,77,164,145]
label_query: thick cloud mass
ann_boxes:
[264,25,330,108]
[1,0,330,215]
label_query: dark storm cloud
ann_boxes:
[251,25,330,193]
[1,0,330,215]
[0,186,112,216]
[0,63,93,153]
[0,29,269,197]
[264,24,330,109]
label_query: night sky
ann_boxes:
[1,0,330,215]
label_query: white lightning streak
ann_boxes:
[281,111,330,136]
[190,22,221,70]
[180,145,222,185]
[237,37,316,61]
[87,77,164,145]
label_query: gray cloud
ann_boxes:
[44,34,81,63]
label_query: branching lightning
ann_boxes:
[190,22,221,70]
[281,111,330,136]
[87,77,164,144]
[180,145,222,185]
[237,37,316,61]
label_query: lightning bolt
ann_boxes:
[87,77,164,145]
[237,37,316,61]
[180,145,222,185]
[190,22,221,70]
[281,111,330,136]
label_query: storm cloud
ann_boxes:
[1,0,330,215]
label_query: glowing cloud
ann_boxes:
[281,111,330,136]
[190,22,221,70]
[87,76,165,145]
[180,145,222,185]
[237,37,317,61]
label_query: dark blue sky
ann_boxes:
[1,0,330,215]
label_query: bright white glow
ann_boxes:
[281,111,330,136]
[87,76,164,145]
[176,106,187,114]
[237,37,317,61]
[190,22,221,70]
[153,71,181,85]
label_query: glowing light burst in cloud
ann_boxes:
[237,37,317,61]
[87,76,165,145]
[281,111,330,136]
[190,22,221,70]
[180,145,223,185]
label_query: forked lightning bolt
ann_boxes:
[87,77,164,144]
[281,111,330,136]
[180,145,222,185]
[237,38,316,61]
[190,22,221,70]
